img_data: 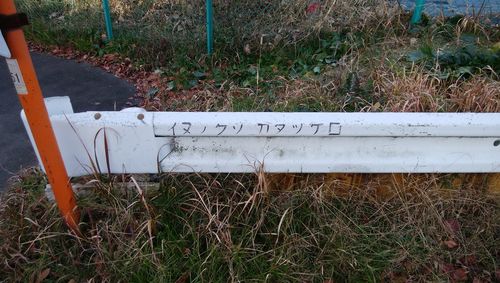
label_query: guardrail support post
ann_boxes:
[102,0,113,41]
[206,0,213,55]
[410,0,426,25]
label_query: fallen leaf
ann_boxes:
[445,219,461,234]
[36,268,50,283]
[441,263,455,274]
[307,2,321,14]
[175,272,189,283]
[451,268,468,282]
[383,271,408,283]
[459,255,477,267]
[443,239,459,249]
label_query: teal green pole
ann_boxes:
[102,0,113,40]
[206,0,213,55]
[410,0,425,25]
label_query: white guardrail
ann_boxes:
[22,96,500,176]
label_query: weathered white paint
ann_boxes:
[22,97,500,176]
[0,32,11,58]
[21,96,75,173]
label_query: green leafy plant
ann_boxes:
[407,38,499,79]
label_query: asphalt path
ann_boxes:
[0,52,135,190]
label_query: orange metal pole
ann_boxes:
[1,1,79,231]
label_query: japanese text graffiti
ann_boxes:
[165,121,342,136]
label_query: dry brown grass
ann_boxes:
[374,66,500,112]
[1,170,498,282]
[374,66,445,112]
[448,74,500,112]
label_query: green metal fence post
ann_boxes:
[410,0,426,25]
[102,0,113,41]
[206,0,213,55]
